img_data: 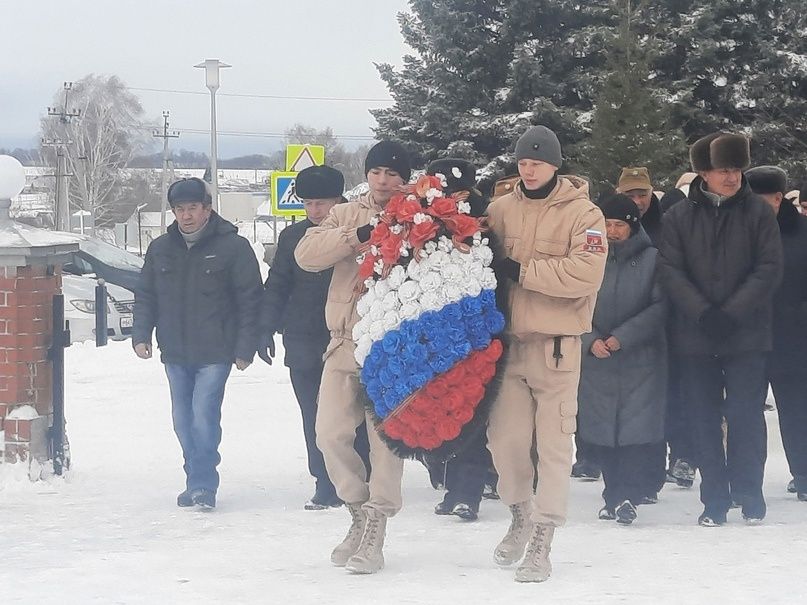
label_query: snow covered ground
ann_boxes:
[2,340,806,604]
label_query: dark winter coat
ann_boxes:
[658,176,783,356]
[659,188,686,213]
[133,212,262,365]
[640,194,663,246]
[579,228,667,447]
[262,219,332,368]
[769,201,807,374]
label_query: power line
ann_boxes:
[128,86,394,104]
[135,126,377,141]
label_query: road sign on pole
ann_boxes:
[270,171,306,217]
[285,144,325,172]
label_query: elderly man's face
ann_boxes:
[624,188,653,216]
[700,168,742,198]
[172,201,212,234]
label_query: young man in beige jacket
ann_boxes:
[294,141,410,575]
[485,125,607,583]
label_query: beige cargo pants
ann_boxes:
[315,337,405,517]
[487,335,581,526]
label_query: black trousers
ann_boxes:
[666,353,694,465]
[680,352,768,517]
[589,442,661,508]
[289,364,370,493]
[769,371,807,492]
[444,428,492,510]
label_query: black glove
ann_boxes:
[699,307,738,341]
[257,332,276,365]
[357,223,373,243]
[494,257,521,283]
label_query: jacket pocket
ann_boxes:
[534,239,569,258]
[200,258,227,293]
[544,335,581,372]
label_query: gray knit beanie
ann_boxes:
[514,126,563,168]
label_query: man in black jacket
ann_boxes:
[133,177,262,510]
[658,133,783,527]
[259,165,370,510]
[747,165,807,502]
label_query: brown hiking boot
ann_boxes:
[494,500,534,566]
[515,523,555,583]
[345,508,387,574]
[330,503,367,566]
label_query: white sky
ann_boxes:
[0,0,413,156]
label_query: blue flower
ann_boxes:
[379,367,397,388]
[381,331,403,354]
[480,288,496,307]
[443,302,463,322]
[484,309,506,334]
[460,296,483,316]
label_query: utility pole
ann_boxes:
[45,82,81,232]
[152,111,180,234]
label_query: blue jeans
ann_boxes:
[165,363,232,493]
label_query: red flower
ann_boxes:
[454,405,474,425]
[427,197,458,219]
[379,234,403,265]
[435,418,461,441]
[414,174,443,198]
[383,195,405,220]
[443,214,480,240]
[395,199,423,223]
[443,364,467,386]
[485,338,504,361]
[409,220,440,250]
[368,222,390,246]
[358,253,378,279]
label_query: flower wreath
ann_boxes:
[353,174,506,457]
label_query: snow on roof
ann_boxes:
[0,220,81,249]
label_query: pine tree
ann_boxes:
[585,0,688,193]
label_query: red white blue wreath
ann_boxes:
[353,174,505,456]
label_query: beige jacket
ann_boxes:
[486,176,607,338]
[294,192,381,339]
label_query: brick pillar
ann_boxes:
[0,264,60,463]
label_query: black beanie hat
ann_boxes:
[426,158,477,194]
[599,193,641,233]
[167,177,212,206]
[746,165,788,195]
[295,165,345,199]
[364,141,411,182]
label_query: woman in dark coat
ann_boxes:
[579,194,667,524]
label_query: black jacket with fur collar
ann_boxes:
[658,176,783,355]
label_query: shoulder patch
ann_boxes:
[584,229,606,253]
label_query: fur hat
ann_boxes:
[364,141,411,182]
[514,125,563,168]
[426,158,476,194]
[167,177,212,206]
[690,132,751,172]
[598,193,641,233]
[746,166,788,195]
[616,167,652,193]
[295,165,345,199]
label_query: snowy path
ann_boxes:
[2,341,806,604]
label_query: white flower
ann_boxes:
[421,290,443,312]
[370,245,379,256]
[457,200,471,215]
[356,253,366,265]
[407,194,417,201]
[387,265,406,290]
[369,303,386,321]
[464,277,482,297]
[398,279,422,303]
[419,271,442,293]
[440,263,465,284]
[444,282,464,301]
[429,249,450,270]
[369,216,379,227]
[407,258,426,280]
[413,212,432,225]
[381,290,400,312]
[373,259,384,275]
[452,167,463,179]
[437,236,454,252]
[354,334,373,366]
[472,245,494,267]
[374,279,391,298]
[399,246,409,257]
[399,301,422,320]
[369,320,386,341]
[364,277,375,290]
[480,267,498,290]
[468,262,485,280]
[356,296,372,318]
[473,232,482,244]
[382,311,401,331]
[425,188,442,203]
[424,241,438,254]
[390,224,403,235]
[435,172,448,187]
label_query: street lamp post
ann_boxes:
[194,59,231,214]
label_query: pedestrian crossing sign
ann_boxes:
[270,171,306,217]
[286,144,325,172]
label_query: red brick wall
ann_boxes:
[0,264,60,462]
